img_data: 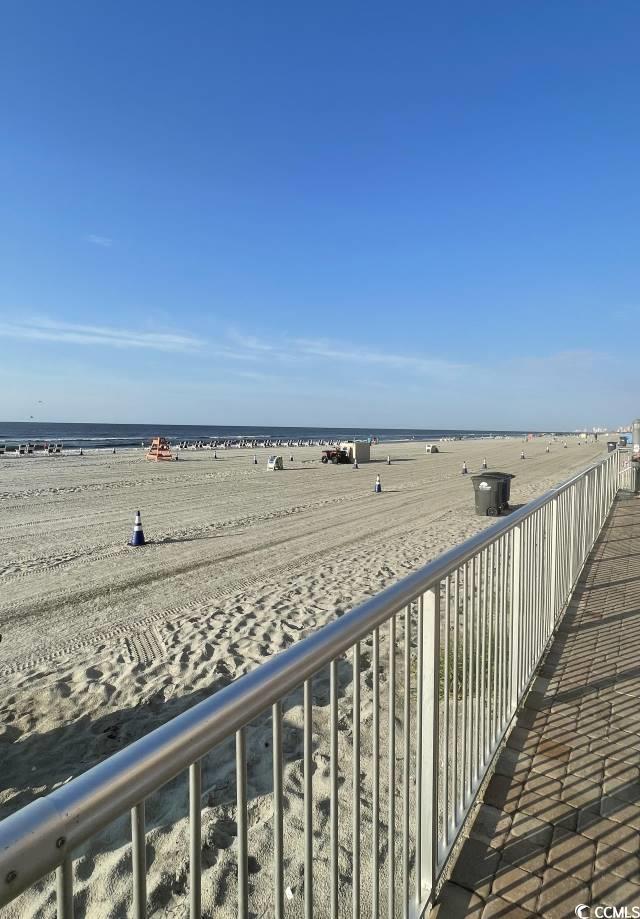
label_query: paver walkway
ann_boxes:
[433,493,640,919]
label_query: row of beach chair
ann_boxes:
[0,443,63,455]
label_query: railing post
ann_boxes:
[567,484,577,588]
[549,499,558,624]
[131,802,147,919]
[189,761,202,919]
[582,474,590,561]
[616,451,625,496]
[236,729,248,919]
[420,585,440,905]
[509,526,522,713]
[415,598,424,907]
[594,466,601,544]
[56,857,74,919]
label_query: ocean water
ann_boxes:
[0,422,556,450]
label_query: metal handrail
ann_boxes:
[0,450,624,913]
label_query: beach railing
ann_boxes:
[0,450,627,917]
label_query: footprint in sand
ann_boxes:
[85,666,103,680]
[75,854,95,882]
[283,726,303,758]
[208,817,237,850]
[202,843,218,869]
[52,681,72,698]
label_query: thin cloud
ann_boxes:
[291,336,465,376]
[225,330,466,378]
[87,234,113,247]
[232,369,283,381]
[209,347,262,362]
[0,318,204,352]
[227,330,274,352]
[516,349,608,373]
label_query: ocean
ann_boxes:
[0,422,558,450]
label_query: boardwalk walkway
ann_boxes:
[433,493,640,918]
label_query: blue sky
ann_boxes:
[1,2,639,429]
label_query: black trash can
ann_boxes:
[607,441,618,453]
[633,460,640,495]
[470,472,515,516]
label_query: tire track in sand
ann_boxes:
[0,498,468,678]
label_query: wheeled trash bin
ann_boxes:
[470,471,515,516]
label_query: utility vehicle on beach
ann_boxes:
[321,447,350,464]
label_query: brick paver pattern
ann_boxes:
[433,494,640,919]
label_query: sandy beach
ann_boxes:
[0,436,605,917]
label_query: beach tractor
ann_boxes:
[321,447,350,465]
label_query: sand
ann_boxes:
[0,436,605,917]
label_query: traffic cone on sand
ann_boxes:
[129,510,145,547]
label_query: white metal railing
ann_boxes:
[0,450,628,918]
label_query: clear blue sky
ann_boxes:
[1,2,638,429]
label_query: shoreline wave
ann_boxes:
[0,422,567,452]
